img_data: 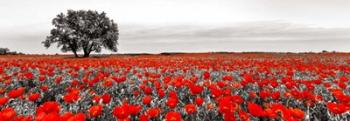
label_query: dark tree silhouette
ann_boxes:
[43,10,119,57]
[0,48,9,55]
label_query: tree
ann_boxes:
[0,48,10,55]
[43,10,119,57]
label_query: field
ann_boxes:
[1,53,350,121]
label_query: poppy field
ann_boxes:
[1,53,350,121]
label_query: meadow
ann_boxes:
[0,53,350,121]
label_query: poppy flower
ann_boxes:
[195,97,204,106]
[209,86,222,96]
[203,71,210,80]
[8,87,25,98]
[103,80,113,87]
[39,75,46,82]
[14,115,33,121]
[89,105,103,118]
[60,112,74,121]
[24,72,34,80]
[113,76,126,83]
[223,113,235,121]
[92,95,101,103]
[67,112,86,121]
[168,91,178,98]
[55,76,62,84]
[184,104,197,114]
[39,112,60,121]
[289,108,305,120]
[264,108,278,119]
[327,102,349,114]
[40,85,49,92]
[218,97,236,114]
[142,96,152,105]
[0,107,17,121]
[37,101,60,114]
[139,114,149,121]
[112,105,130,120]
[271,92,280,100]
[129,105,141,116]
[157,89,165,98]
[101,93,111,104]
[166,97,178,109]
[146,108,160,118]
[0,97,9,106]
[239,111,250,121]
[165,112,183,121]
[63,90,80,103]
[222,75,233,81]
[143,86,153,95]
[247,102,265,117]
[28,93,41,102]
[189,85,203,95]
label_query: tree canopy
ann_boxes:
[43,10,119,57]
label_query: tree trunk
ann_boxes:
[69,42,79,58]
[72,50,79,58]
[83,43,94,58]
[83,52,89,57]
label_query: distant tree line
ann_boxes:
[0,48,24,55]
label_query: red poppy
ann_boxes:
[89,105,103,118]
[103,80,113,87]
[129,105,141,116]
[239,111,250,121]
[60,112,74,121]
[271,92,280,100]
[0,97,9,106]
[8,87,25,98]
[195,97,204,106]
[184,104,197,114]
[112,105,130,120]
[37,101,60,114]
[222,75,233,81]
[166,97,178,109]
[139,114,149,121]
[40,85,49,92]
[143,86,153,95]
[157,89,165,98]
[14,115,33,121]
[101,93,111,104]
[24,72,34,80]
[223,112,235,121]
[39,75,46,82]
[55,76,62,84]
[165,112,183,121]
[142,96,152,105]
[247,102,265,117]
[189,85,203,95]
[92,95,101,103]
[28,93,41,102]
[63,90,80,103]
[327,102,349,114]
[0,107,17,121]
[146,108,160,118]
[39,112,60,121]
[210,88,222,98]
[67,112,86,121]
[289,108,305,120]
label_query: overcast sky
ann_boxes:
[0,0,350,54]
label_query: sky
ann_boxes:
[0,0,350,54]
